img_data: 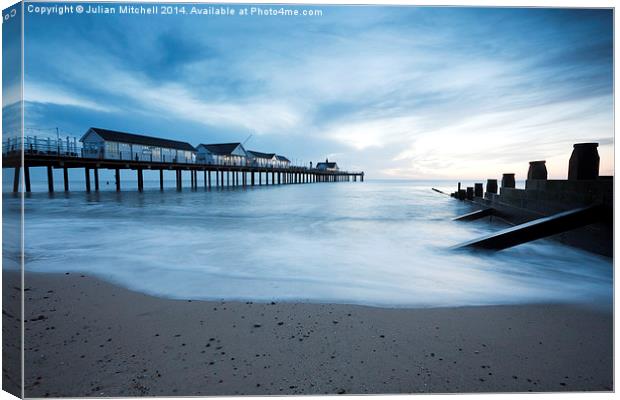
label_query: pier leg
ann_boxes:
[24,167,31,193]
[361,173,364,182]
[94,168,99,191]
[13,166,20,193]
[208,171,212,189]
[160,169,164,190]
[203,170,207,188]
[259,172,262,185]
[46,166,54,192]
[216,171,219,187]
[227,171,230,187]
[63,167,69,191]
[84,168,90,192]
[137,169,143,192]
[220,170,224,188]
[115,169,120,191]
[271,172,275,185]
[251,172,255,186]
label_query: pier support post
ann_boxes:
[259,172,262,185]
[160,169,164,190]
[115,169,120,191]
[63,167,69,191]
[84,168,90,192]
[24,167,31,192]
[94,168,99,191]
[220,170,224,187]
[13,166,20,193]
[208,171,212,189]
[251,172,255,186]
[203,170,207,188]
[46,166,54,192]
[227,171,230,187]
[137,169,144,192]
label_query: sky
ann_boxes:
[5,3,614,179]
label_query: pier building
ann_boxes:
[80,128,196,163]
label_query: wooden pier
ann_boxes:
[3,152,364,193]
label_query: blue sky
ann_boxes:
[9,4,614,178]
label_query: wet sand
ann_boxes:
[6,270,613,397]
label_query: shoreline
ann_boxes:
[4,270,613,396]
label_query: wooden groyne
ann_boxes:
[3,152,364,193]
[444,142,612,256]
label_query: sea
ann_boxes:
[2,176,613,309]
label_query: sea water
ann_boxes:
[3,179,613,309]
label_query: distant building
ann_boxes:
[316,158,339,171]
[248,150,278,167]
[275,155,291,168]
[196,143,248,166]
[80,127,196,163]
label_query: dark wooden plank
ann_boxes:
[454,205,607,251]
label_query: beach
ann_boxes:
[6,270,612,397]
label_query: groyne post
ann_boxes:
[568,143,599,180]
[474,183,483,197]
[486,179,497,195]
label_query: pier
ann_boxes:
[3,139,364,193]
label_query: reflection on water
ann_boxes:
[5,180,613,309]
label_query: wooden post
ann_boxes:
[227,171,230,187]
[115,169,121,191]
[94,168,99,191]
[160,169,164,190]
[203,170,207,188]
[46,166,54,192]
[220,170,224,187]
[208,170,212,189]
[13,166,20,193]
[24,167,31,192]
[137,169,143,192]
[63,167,69,191]
[271,172,275,185]
[251,171,255,186]
[84,168,90,192]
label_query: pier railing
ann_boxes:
[4,136,304,168]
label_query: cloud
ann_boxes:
[24,82,114,112]
[21,7,614,178]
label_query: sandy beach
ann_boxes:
[4,270,613,397]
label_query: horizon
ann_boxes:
[3,4,614,179]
